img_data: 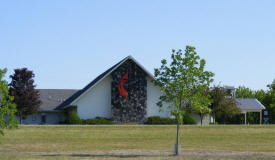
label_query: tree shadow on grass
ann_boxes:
[40,153,174,159]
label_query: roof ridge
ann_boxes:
[54,55,154,110]
[54,55,129,110]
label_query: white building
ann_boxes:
[20,56,210,125]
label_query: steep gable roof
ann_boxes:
[55,55,153,110]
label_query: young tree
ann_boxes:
[191,90,212,125]
[9,68,41,124]
[0,68,17,135]
[210,87,241,124]
[153,46,214,155]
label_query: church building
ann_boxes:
[20,56,211,125]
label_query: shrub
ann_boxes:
[64,111,82,124]
[145,116,177,125]
[82,117,113,125]
[145,112,196,125]
[182,112,196,125]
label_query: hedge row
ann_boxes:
[63,111,196,125]
[82,118,113,125]
[63,111,113,125]
[145,113,196,125]
[145,116,177,124]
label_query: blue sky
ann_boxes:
[1,1,275,90]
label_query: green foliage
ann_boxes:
[267,80,275,123]
[153,46,214,124]
[0,68,17,135]
[254,90,266,103]
[235,86,254,98]
[145,114,195,125]
[65,111,82,124]
[246,112,260,124]
[182,112,196,124]
[145,116,177,125]
[82,117,113,125]
[236,86,267,104]
[190,92,212,125]
[210,86,241,124]
[64,112,113,125]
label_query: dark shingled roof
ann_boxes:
[236,98,265,110]
[38,89,79,111]
[54,56,129,110]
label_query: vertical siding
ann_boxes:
[74,75,112,119]
[190,113,211,125]
[146,77,171,118]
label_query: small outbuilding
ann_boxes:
[236,98,266,124]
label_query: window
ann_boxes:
[41,115,46,124]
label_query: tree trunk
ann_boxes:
[19,115,22,125]
[175,122,180,155]
[200,113,203,126]
[175,97,182,155]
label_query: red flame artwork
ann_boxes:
[118,71,128,100]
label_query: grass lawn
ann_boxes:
[0,125,275,160]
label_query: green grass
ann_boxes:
[0,125,275,160]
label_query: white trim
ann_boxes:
[69,55,155,106]
[241,109,263,113]
[255,99,266,109]
[128,55,155,79]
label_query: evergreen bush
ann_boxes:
[64,111,82,124]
